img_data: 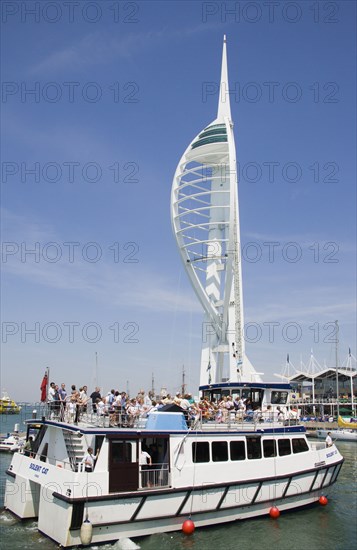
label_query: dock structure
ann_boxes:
[276,350,357,417]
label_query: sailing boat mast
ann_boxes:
[94,352,98,388]
[181,365,186,396]
[335,320,339,419]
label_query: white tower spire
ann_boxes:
[217,34,232,122]
[171,37,261,385]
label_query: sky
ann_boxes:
[1,0,356,402]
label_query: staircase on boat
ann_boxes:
[63,430,86,471]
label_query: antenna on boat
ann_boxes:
[151,372,155,396]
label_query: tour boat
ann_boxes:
[0,392,21,414]
[4,37,344,546]
[4,384,344,547]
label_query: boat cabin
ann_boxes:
[200,382,291,408]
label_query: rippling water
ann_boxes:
[1,407,356,550]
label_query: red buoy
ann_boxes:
[319,496,328,506]
[182,519,195,535]
[269,506,280,519]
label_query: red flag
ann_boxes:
[40,372,48,402]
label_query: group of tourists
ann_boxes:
[47,382,90,423]
[47,382,292,426]
[195,395,281,423]
[47,382,194,426]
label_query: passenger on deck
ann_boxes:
[90,387,101,413]
[96,397,107,420]
[58,383,67,420]
[65,397,76,423]
[126,398,140,427]
[48,382,56,418]
[79,386,89,413]
[226,396,235,412]
[218,396,229,422]
[253,405,262,422]
[277,406,285,422]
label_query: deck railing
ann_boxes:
[190,411,300,431]
[29,403,304,432]
[139,463,169,489]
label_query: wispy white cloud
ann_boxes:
[28,32,142,75]
[1,208,200,314]
[28,23,221,76]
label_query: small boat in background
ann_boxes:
[0,392,21,414]
[0,434,25,452]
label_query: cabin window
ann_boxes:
[212,441,228,462]
[192,442,210,463]
[247,437,262,459]
[251,390,263,406]
[211,392,222,403]
[292,438,309,453]
[241,389,250,400]
[278,439,291,456]
[230,441,245,461]
[271,391,288,404]
[263,439,277,458]
[31,425,47,455]
[112,441,132,463]
[40,442,48,462]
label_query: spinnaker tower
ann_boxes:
[171,37,261,385]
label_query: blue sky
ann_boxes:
[1,1,356,402]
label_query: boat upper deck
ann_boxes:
[29,403,304,436]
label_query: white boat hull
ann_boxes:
[5,443,343,547]
[43,492,335,546]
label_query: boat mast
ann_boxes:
[181,365,186,396]
[335,320,339,419]
[94,352,98,388]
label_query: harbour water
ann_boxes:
[0,407,356,550]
